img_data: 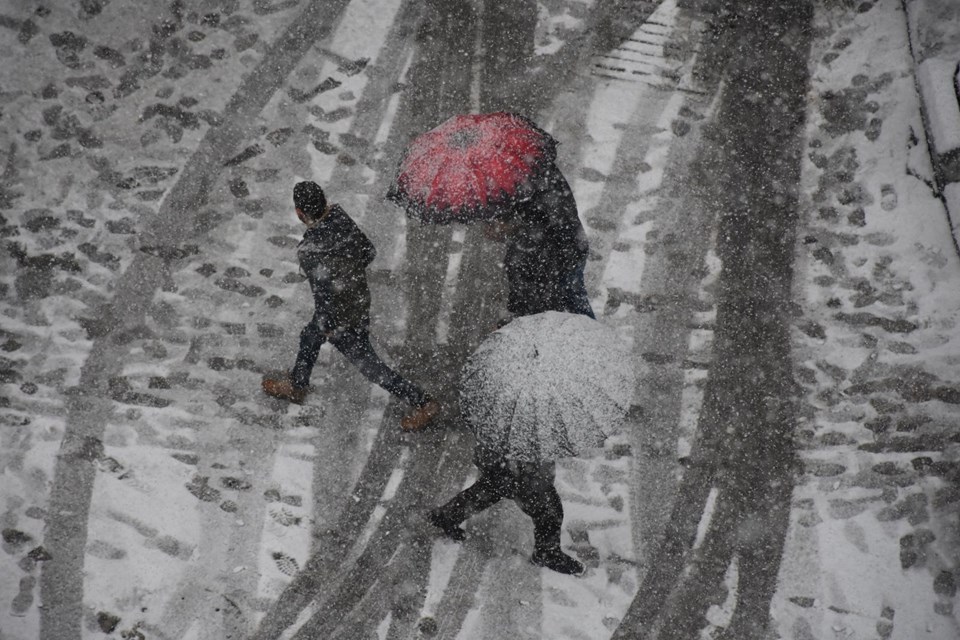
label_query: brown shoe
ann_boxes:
[261,376,308,404]
[400,398,440,432]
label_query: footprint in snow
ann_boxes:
[220,476,252,491]
[88,539,127,560]
[269,508,302,527]
[881,184,897,211]
[271,551,299,576]
[11,576,35,615]
[185,476,221,502]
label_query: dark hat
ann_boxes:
[293,181,327,220]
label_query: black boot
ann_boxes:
[428,509,466,542]
[531,547,584,576]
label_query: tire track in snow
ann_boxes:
[612,2,812,637]
[250,411,409,640]
[143,419,285,640]
[388,6,548,639]
[289,427,474,639]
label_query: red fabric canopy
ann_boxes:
[387,112,557,224]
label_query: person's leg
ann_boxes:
[264,314,326,402]
[290,314,328,388]
[331,326,429,407]
[513,461,564,549]
[513,461,584,575]
[429,467,507,541]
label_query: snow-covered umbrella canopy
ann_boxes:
[459,311,635,463]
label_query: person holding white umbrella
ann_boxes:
[428,311,634,575]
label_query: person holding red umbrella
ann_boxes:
[262,181,441,432]
[387,112,594,323]
[496,160,594,321]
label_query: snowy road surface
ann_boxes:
[1,1,958,639]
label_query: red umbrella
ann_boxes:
[387,112,557,224]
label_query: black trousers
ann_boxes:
[290,315,427,408]
[435,458,563,551]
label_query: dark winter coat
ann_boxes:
[297,204,376,332]
[472,444,556,498]
[503,166,589,316]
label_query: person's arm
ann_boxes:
[355,227,376,267]
[299,239,337,333]
[332,212,377,268]
[549,216,588,270]
[541,177,588,270]
[307,263,337,334]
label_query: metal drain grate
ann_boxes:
[590,12,704,94]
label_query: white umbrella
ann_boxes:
[459,311,634,462]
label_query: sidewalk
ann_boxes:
[904,0,960,253]
[772,1,960,637]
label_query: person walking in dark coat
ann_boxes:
[427,445,584,575]
[261,181,440,432]
[496,163,595,320]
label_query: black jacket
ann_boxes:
[504,166,589,316]
[297,205,376,332]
